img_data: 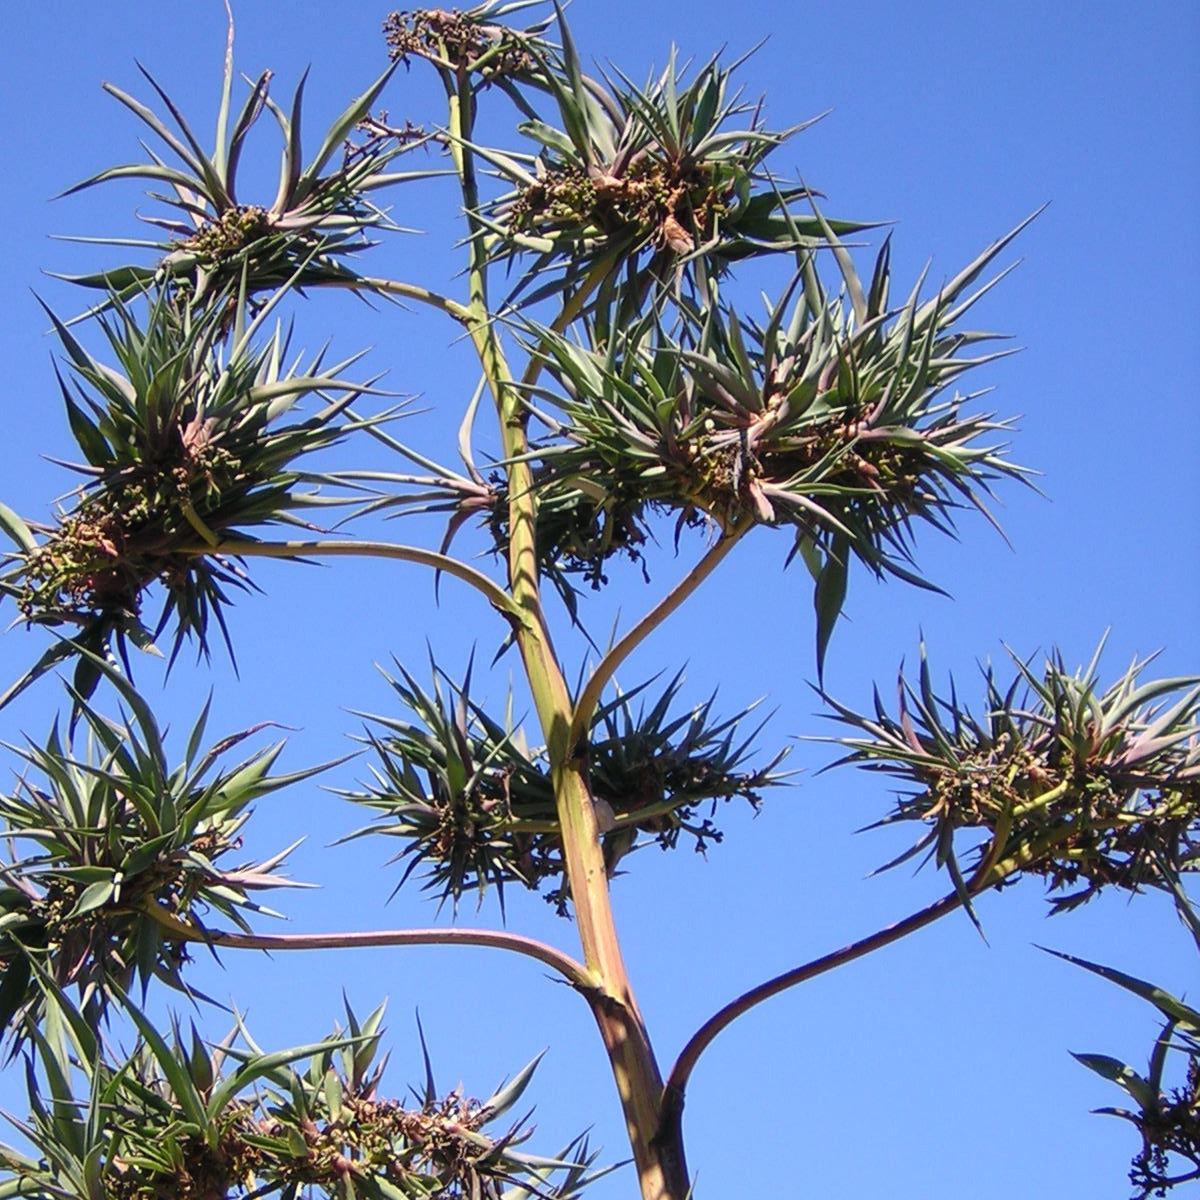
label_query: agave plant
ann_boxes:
[0,663,319,1038]
[820,639,1200,912]
[339,660,784,914]
[468,3,869,317]
[0,282,382,697]
[55,23,438,310]
[0,993,604,1200]
[0,7,1184,1199]
[514,215,1031,667]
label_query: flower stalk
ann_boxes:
[447,55,689,1200]
[2,9,1188,1199]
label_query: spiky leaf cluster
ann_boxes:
[0,995,602,1200]
[56,46,434,308]
[0,668,315,1039]
[822,641,1200,910]
[339,664,783,914]
[515,222,1028,661]
[0,286,377,690]
[1052,952,1200,1199]
[473,15,869,314]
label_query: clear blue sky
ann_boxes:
[1,3,1197,1197]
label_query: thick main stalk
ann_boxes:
[447,72,688,1198]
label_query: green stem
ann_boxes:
[1009,779,1069,818]
[330,276,472,323]
[984,819,1079,881]
[448,65,615,982]
[180,502,220,547]
[188,537,520,621]
[447,70,688,1200]
[141,904,592,990]
[569,526,746,748]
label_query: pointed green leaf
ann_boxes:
[1043,948,1200,1029]
[0,502,36,553]
[1071,1052,1158,1109]
[814,537,849,683]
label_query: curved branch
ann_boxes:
[659,776,1085,1124]
[518,255,615,390]
[569,526,747,747]
[144,904,594,991]
[335,276,472,324]
[660,889,964,1133]
[192,538,522,622]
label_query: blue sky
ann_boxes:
[0,3,1197,1197]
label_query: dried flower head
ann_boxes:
[384,5,540,78]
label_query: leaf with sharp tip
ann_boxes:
[292,60,401,205]
[99,79,207,183]
[940,207,1046,304]
[224,70,273,199]
[1071,1052,1158,1110]
[1042,947,1200,1029]
[270,68,308,214]
[211,5,236,181]
[64,645,164,749]
[0,636,95,713]
[48,261,158,287]
[121,996,207,1129]
[208,1036,362,1121]
[814,536,849,685]
[133,63,229,207]
[805,189,868,327]
[0,502,35,553]
[415,1011,436,1107]
[546,0,607,160]
[36,295,100,374]
[866,234,892,319]
[56,161,208,201]
[482,1049,546,1119]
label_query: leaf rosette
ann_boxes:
[0,995,604,1200]
[55,39,437,310]
[339,662,785,914]
[512,217,1032,666]
[473,16,870,316]
[821,640,1200,911]
[0,668,318,1040]
[0,286,380,692]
